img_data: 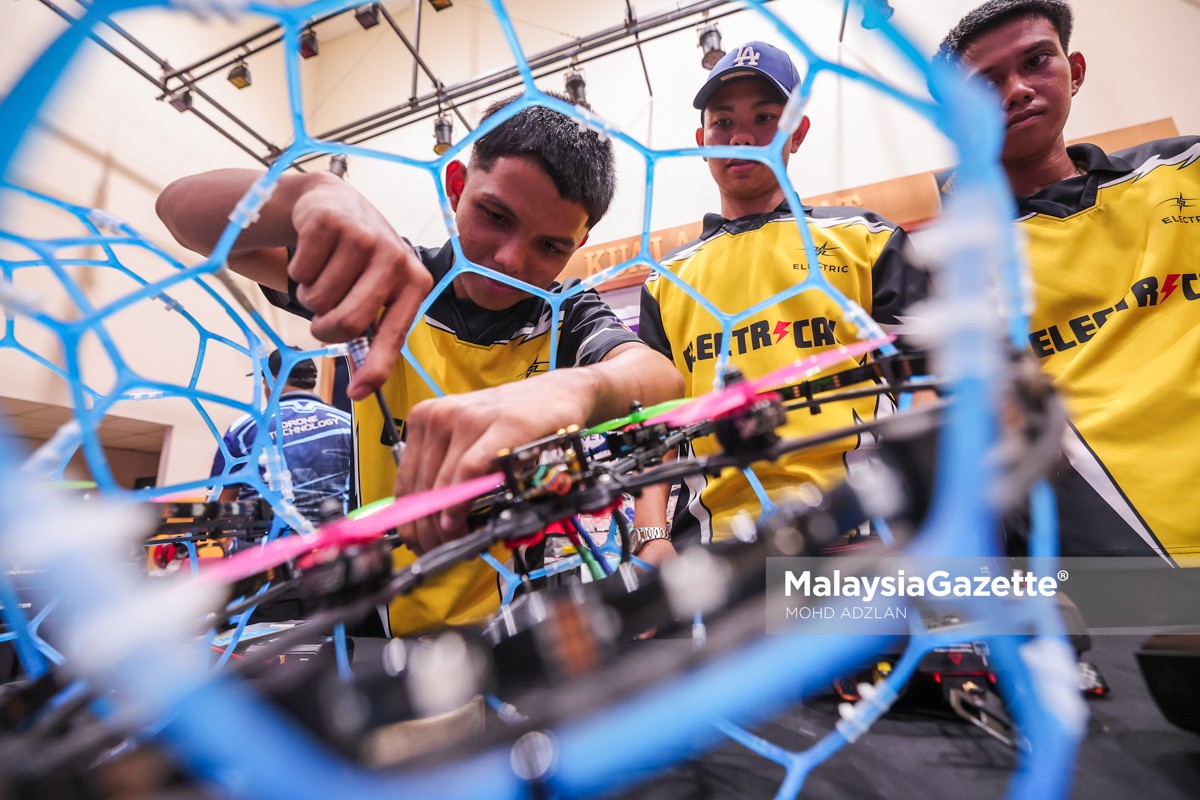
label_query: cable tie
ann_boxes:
[170,0,249,21]
[86,209,126,233]
[0,279,42,314]
[125,390,165,401]
[835,679,899,742]
[229,178,275,229]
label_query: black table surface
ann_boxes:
[349,633,1199,799]
[613,634,1200,800]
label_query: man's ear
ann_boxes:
[789,115,811,154]
[446,160,467,210]
[1068,51,1086,96]
[695,127,707,161]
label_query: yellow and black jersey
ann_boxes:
[638,202,929,544]
[264,241,639,634]
[1015,137,1200,562]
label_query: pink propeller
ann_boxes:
[650,336,895,429]
[200,471,503,586]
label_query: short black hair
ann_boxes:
[470,92,616,229]
[268,347,318,390]
[936,0,1074,63]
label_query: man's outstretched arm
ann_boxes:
[156,168,431,399]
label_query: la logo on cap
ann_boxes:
[731,45,761,67]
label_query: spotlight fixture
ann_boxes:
[167,89,192,112]
[329,154,349,179]
[564,67,587,105]
[355,3,380,29]
[433,113,453,155]
[299,28,319,59]
[427,0,452,10]
[227,59,251,89]
[698,23,724,70]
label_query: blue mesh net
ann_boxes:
[0,1,1084,797]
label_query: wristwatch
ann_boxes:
[627,526,671,554]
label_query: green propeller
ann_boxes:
[587,398,690,434]
[348,496,393,520]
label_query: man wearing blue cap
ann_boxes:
[632,41,930,561]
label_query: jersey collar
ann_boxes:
[1015,143,1130,219]
[278,390,323,402]
[701,199,807,240]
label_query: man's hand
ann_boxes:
[286,175,432,399]
[392,341,683,554]
[393,371,594,554]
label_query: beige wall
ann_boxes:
[0,433,161,490]
[2,0,1198,490]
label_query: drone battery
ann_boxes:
[212,621,350,671]
[1136,633,1200,735]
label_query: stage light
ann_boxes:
[698,24,724,70]
[329,154,349,178]
[227,59,251,89]
[433,113,453,155]
[299,28,319,59]
[355,4,380,29]
[427,0,452,11]
[564,67,587,105]
[167,89,192,112]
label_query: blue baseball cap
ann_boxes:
[693,41,801,110]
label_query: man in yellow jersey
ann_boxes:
[939,1,1200,561]
[633,41,929,560]
[158,94,683,635]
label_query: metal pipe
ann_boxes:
[161,10,349,82]
[378,3,474,133]
[410,0,423,102]
[312,4,747,146]
[37,0,760,165]
[36,0,285,164]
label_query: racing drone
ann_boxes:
[0,334,1075,799]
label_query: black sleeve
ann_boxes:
[636,282,673,361]
[870,226,930,325]
[556,281,641,367]
[259,247,314,320]
[259,275,314,320]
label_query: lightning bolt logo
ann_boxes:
[773,320,791,344]
[1161,273,1181,303]
[1156,193,1197,211]
[522,357,549,379]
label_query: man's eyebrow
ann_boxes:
[479,192,578,247]
[478,192,515,218]
[972,38,1060,76]
[540,230,579,248]
[1015,38,1060,59]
